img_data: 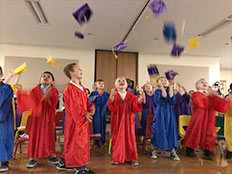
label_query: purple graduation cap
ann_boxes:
[148,0,166,17]
[112,41,128,59]
[147,64,159,76]
[73,3,93,39]
[163,22,176,43]
[165,70,179,80]
[171,43,184,57]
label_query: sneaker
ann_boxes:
[48,157,59,165]
[26,159,38,168]
[170,150,180,161]
[111,161,119,165]
[56,162,75,171]
[186,147,196,157]
[75,169,88,174]
[84,168,94,173]
[0,164,8,172]
[131,161,139,166]
[150,150,158,159]
[203,150,214,161]
[226,150,232,159]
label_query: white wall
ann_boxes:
[220,69,232,91]
[138,53,220,90]
[0,44,95,90]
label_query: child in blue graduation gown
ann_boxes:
[89,79,109,144]
[0,66,14,172]
[150,77,179,161]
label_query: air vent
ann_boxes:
[25,0,48,26]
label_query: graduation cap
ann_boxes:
[73,3,93,39]
[148,0,166,17]
[165,70,178,80]
[163,22,176,43]
[112,41,128,59]
[46,56,58,67]
[147,64,159,85]
[13,63,27,75]
[189,37,199,49]
[171,43,184,57]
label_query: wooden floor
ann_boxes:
[6,142,232,174]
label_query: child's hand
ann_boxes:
[93,95,98,101]
[85,113,93,123]
[110,88,117,96]
[138,91,145,103]
[90,105,95,115]
[226,94,232,101]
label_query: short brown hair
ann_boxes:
[63,63,77,79]
[96,79,104,82]
[0,66,2,75]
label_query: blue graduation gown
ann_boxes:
[0,83,14,162]
[151,89,178,150]
[89,91,109,142]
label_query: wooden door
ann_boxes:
[95,50,138,93]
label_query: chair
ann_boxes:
[55,111,64,131]
[89,122,103,154]
[178,115,191,148]
[142,114,154,150]
[13,111,31,158]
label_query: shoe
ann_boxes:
[84,168,94,173]
[56,162,75,171]
[0,163,8,172]
[150,150,158,159]
[48,157,59,165]
[226,150,232,159]
[186,147,196,157]
[26,159,38,168]
[170,150,180,161]
[203,150,214,161]
[111,161,119,165]
[75,169,88,174]
[131,161,139,166]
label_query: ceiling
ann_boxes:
[1,0,232,69]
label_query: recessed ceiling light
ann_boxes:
[224,43,230,45]
[88,33,93,35]
[153,37,158,40]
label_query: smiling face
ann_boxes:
[40,73,54,86]
[157,77,168,87]
[115,77,128,91]
[195,79,208,91]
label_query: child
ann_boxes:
[150,77,179,161]
[0,66,14,172]
[57,63,95,174]
[89,79,109,144]
[17,71,59,168]
[184,79,232,160]
[141,82,156,137]
[108,77,144,166]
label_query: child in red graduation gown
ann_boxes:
[184,78,232,160]
[17,71,59,168]
[57,63,95,174]
[108,77,144,166]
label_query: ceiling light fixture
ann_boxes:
[25,0,49,26]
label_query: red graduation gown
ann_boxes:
[61,83,93,168]
[17,86,59,158]
[108,92,142,163]
[184,92,230,151]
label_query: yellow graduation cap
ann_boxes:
[13,63,27,75]
[46,56,58,67]
[189,37,199,50]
